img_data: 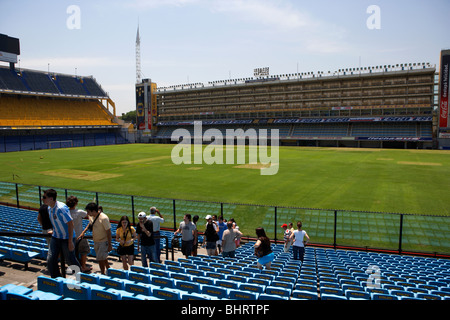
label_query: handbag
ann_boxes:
[254,246,263,258]
[117,229,129,256]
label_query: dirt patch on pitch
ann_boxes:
[233,163,274,169]
[119,156,172,165]
[40,169,122,181]
[397,161,442,166]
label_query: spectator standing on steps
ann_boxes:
[136,212,156,267]
[43,189,81,278]
[203,215,219,256]
[148,206,164,263]
[254,227,274,270]
[174,214,197,259]
[116,215,137,270]
[221,221,242,258]
[66,195,91,272]
[37,203,52,248]
[289,221,310,262]
[80,202,112,275]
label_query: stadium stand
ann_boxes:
[150,64,436,149]
[0,66,107,97]
[0,65,130,151]
[1,205,449,300]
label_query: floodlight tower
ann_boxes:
[136,24,141,84]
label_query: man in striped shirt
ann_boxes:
[43,189,81,278]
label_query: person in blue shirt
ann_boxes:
[43,189,81,278]
[216,215,227,254]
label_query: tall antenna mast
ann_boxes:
[136,22,142,84]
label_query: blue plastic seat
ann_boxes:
[206,271,226,280]
[383,284,404,292]
[0,246,12,260]
[430,290,450,299]
[152,288,181,300]
[28,290,63,300]
[226,274,247,283]
[125,282,155,297]
[150,262,166,270]
[10,248,39,266]
[99,277,129,290]
[175,280,201,294]
[345,290,370,300]
[170,272,192,282]
[265,286,291,298]
[292,290,318,300]
[150,268,170,278]
[128,271,152,284]
[126,294,161,300]
[372,293,399,300]
[186,268,205,277]
[215,279,240,290]
[107,288,135,300]
[416,293,442,300]
[258,293,289,300]
[201,285,229,299]
[296,279,316,287]
[248,277,271,287]
[321,293,347,300]
[319,281,341,290]
[37,276,65,296]
[342,284,365,294]
[319,287,344,297]
[107,268,129,280]
[79,273,102,285]
[390,290,415,299]
[63,282,93,300]
[0,284,33,300]
[91,287,121,300]
[229,289,259,300]
[130,265,150,274]
[239,283,266,294]
[192,276,215,286]
[151,276,175,289]
[182,292,213,300]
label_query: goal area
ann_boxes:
[47,140,73,149]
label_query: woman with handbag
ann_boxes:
[203,215,219,256]
[116,216,137,270]
[254,227,274,270]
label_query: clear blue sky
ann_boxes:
[1,0,449,115]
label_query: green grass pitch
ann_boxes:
[1,143,449,253]
[1,143,450,216]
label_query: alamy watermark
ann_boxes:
[170,121,280,175]
[66,5,81,30]
[365,265,381,289]
[366,5,381,30]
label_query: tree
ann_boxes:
[120,110,136,123]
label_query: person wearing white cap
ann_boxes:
[147,206,164,263]
[203,215,219,256]
[136,212,156,267]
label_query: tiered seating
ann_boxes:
[0,66,107,98]
[0,95,116,127]
[351,122,417,137]
[292,123,349,137]
[1,205,449,300]
[21,71,60,94]
[2,241,449,300]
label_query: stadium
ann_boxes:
[0,30,449,306]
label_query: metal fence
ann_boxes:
[0,181,449,256]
